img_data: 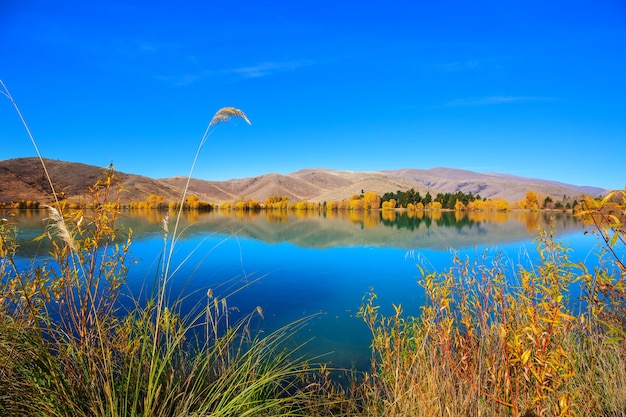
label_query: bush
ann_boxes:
[357,189,626,416]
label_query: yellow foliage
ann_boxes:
[382,199,396,210]
[264,196,290,209]
[349,199,364,210]
[430,201,442,211]
[293,201,308,210]
[518,190,539,211]
[363,192,381,210]
[493,198,511,211]
[147,194,166,209]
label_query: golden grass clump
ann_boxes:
[356,192,626,416]
[2,79,625,416]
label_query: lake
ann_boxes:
[9,208,601,369]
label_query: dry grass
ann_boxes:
[2,79,624,416]
[0,85,341,416]
[356,195,626,416]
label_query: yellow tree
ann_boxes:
[523,190,539,211]
[248,199,261,210]
[147,194,166,209]
[350,199,364,210]
[363,192,381,210]
[494,198,511,211]
[186,195,200,209]
[293,201,308,210]
[382,199,396,210]
[265,196,289,209]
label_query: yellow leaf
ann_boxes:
[521,349,532,365]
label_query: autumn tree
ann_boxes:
[493,198,511,211]
[186,195,200,209]
[326,200,338,211]
[381,199,396,210]
[147,194,166,209]
[293,201,308,210]
[349,199,364,210]
[264,196,290,209]
[363,192,381,210]
[520,190,539,211]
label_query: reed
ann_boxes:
[357,201,626,416]
[0,81,339,416]
[2,79,625,416]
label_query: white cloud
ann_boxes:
[436,60,480,71]
[154,60,312,86]
[446,96,555,106]
[231,61,311,78]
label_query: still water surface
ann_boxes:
[11,209,601,369]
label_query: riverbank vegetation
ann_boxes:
[2,171,624,416]
[0,103,345,416]
[3,185,582,215]
[357,189,626,416]
[2,84,624,415]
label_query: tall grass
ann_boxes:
[0,81,342,416]
[2,79,625,416]
[357,195,626,416]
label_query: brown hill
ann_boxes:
[0,157,609,205]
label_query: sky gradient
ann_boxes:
[2,1,625,190]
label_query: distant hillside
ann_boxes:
[0,157,610,205]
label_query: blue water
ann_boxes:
[9,210,607,369]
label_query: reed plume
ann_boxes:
[43,205,77,252]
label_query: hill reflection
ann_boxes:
[9,209,585,253]
[127,209,584,250]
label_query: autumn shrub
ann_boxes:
[1,85,344,416]
[357,190,626,416]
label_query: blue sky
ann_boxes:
[1,1,625,189]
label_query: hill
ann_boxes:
[0,157,610,205]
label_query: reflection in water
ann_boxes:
[189,209,584,250]
[9,208,586,252]
[7,208,595,370]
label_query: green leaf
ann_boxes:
[604,336,623,345]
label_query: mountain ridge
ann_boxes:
[0,157,610,205]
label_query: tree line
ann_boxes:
[381,188,479,210]
[3,189,583,214]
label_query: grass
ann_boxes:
[1,81,341,416]
[2,79,626,416]
[356,197,626,416]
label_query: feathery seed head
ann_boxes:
[161,214,169,236]
[44,205,77,252]
[209,107,251,128]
